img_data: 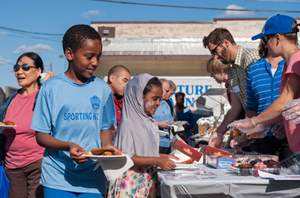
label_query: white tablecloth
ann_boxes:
[158,165,300,198]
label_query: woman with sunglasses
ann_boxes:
[229,15,300,154]
[0,52,53,198]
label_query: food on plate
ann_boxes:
[207,126,217,134]
[238,163,252,168]
[250,159,261,167]
[246,132,264,139]
[232,129,242,137]
[198,123,211,136]
[266,161,281,175]
[86,147,119,156]
[224,130,231,136]
[238,163,252,176]
[176,158,195,164]
[213,120,220,126]
[254,162,267,169]
[230,155,282,176]
[0,120,15,125]
[266,161,281,168]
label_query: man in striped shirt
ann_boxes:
[203,28,260,148]
[232,40,293,160]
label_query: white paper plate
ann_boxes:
[83,154,126,160]
[0,125,17,128]
[171,121,188,126]
[174,164,199,169]
[159,130,169,136]
[157,163,199,170]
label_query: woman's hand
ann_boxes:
[157,157,176,170]
[68,142,88,164]
[271,121,286,140]
[228,117,266,134]
[230,135,250,149]
[208,132,223,148]
[283,99,300,125]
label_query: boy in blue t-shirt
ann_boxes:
[31,25,117,197]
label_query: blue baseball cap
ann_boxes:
[252,14,298,40]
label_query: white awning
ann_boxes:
[102,38,261,56]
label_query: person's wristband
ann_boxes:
[216,133,224,138]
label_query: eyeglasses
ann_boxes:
[163,87,169,93]
[211,41,223,55]
[13,64,36,72]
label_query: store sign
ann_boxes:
[161,76,227,114]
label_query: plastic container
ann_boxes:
[234,154,278,162]
[280,151,300,175]
[228,166,282,176]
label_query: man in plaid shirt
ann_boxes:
[203,28,260,148]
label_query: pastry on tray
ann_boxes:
[0,120,15,125]
[86,147,120,156]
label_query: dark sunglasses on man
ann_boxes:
[211,41,223,55]
[13,64,36,72]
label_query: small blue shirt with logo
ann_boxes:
[31,73,116,195]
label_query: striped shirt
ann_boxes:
[246,57,285,135]
[228,46,260,110]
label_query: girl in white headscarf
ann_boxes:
[108,73,178,198]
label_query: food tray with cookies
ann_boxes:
[0,121,16,128]
[83,147,125,160]
[228,155,282,176]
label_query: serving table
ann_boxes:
[158,165,300,198]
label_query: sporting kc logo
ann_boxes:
[90,96,100,112]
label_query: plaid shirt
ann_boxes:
[228,46,260,110]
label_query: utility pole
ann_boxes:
[50,63,52,71]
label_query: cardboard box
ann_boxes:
[206,155,236,169]
[171,135,202,162]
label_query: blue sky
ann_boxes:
[0,0,299,92]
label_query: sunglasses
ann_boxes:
[13,64,36,72]
[211,41,223,55]
[163,87,169,93]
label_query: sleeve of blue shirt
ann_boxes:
[246,69,258,112]
[31,83,52,134]
[101,92,116,130]
[186,111,195,129]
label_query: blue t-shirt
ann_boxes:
[153,100,173,148]
[246,58,285,136]
[31,73,116,194]
[176,110,195,138]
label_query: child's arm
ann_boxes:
[131,155,178,170]
[100,129,123,154]
[36,132,88,164]
[100,129,113,147]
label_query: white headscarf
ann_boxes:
[114,73,160,157]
